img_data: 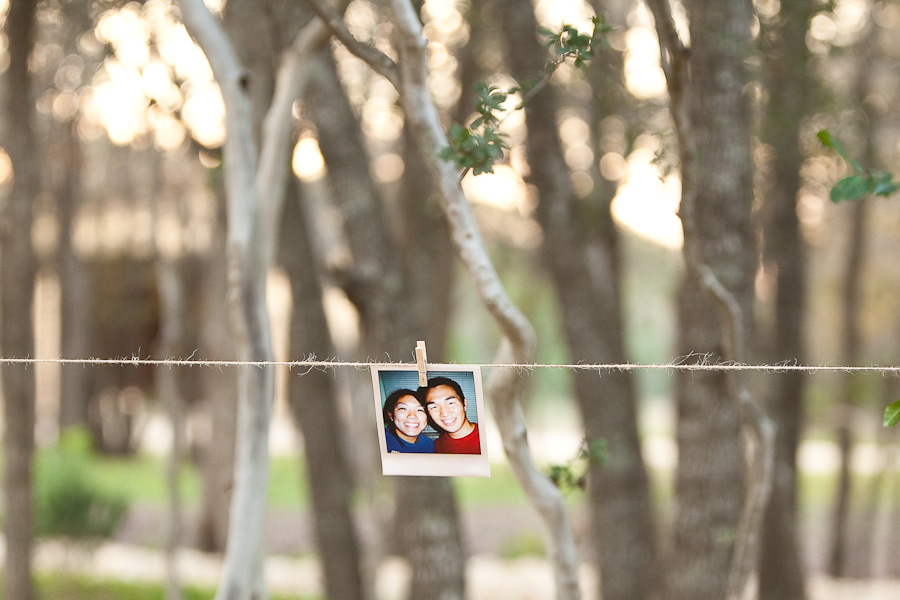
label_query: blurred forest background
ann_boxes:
[3,0,900,599]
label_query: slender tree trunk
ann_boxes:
[179,3,357,597]
[757,1,815,596]
[828,197,868,577]
[197,183,238,554]
[304,0,582,595]
[56,122,92,432]
[397,131,454,356]
[397,120,463,600]
[279,182,367,600]
[156,259,188,600]
[176,3,277,597]
[387,2,579,597]
[849,414,890,577]
[304,45,466,600]
[493,2,658,598]
[827,13,877,576]
[1,0,39,598]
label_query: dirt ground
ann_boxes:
[57,503,894,600]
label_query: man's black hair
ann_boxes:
[383,388,424,441]
[420,376,465,403]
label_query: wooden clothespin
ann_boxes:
[416,340,428,386]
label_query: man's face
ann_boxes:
[391,395,427,443]
[426,384,468,435]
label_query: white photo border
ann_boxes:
[370,364,490,477]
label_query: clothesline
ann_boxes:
[0,355,898,374]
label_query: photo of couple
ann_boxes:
[383,376,480,454]
[372,366,490,477]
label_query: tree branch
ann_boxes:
[386,1,581,598]
[644,0,686,89]
[258,15,336,267]
[304,0,400,87]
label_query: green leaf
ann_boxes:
[870,170,900,197]
[448,122,468,143]
[884,399,900,427]
[830,174,869,203]
[817,130,863,172]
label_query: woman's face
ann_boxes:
[391,395,427,443]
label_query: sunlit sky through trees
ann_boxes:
[0,0,880,250]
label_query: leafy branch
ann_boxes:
[546,437,607,494]
[817,130,900,202]
[819,130,900,427]
[440,15,612,178]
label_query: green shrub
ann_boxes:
[35,428,130,541]
[499,531,547,559]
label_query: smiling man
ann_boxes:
[383,388,434,453]
[423,376,481,454]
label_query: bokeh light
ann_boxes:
[293,136,327,182]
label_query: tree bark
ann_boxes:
[399,112,463,600]
[828,197,868,577]
[1,0,39,598]
[493,2,658,598]
[176,2,277,597]
[197,182,238,554]
[309,0,581,596]
[304,44,466,600]
[646,0,772,598]
[827,13,878,577]
[56,122,92,432]
[156,259,188,600]
[391,2,580,596]
[757,1,815,597]
[178,2,358,597]
[279,188,366,600]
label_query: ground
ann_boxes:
[32,503,885,600]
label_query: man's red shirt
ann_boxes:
[434,423,480,454]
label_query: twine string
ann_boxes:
[0,355,898,374]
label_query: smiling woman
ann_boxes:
[382,389,434,453]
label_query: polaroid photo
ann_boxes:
[370,364,490,477]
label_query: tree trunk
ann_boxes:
[493,2,658,598]
[387,2,580,597]
[302,0,582,595]
[668,290,745,600]
[279,182,367,600]
[646,0,766,598]
[1,0,39,598]
[397,113,463,600]
[56,121,92,432]
[197,183,238,554]
[156,259,188,600]
[828,197,868,577]
[176,3,277,597]
[179,3,363,597]
[757,0,815,596]
[304,45,466,599]
[827,14,878,577]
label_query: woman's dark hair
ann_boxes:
[383,388,423,439]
